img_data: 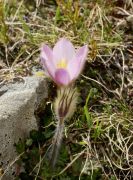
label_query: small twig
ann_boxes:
[34,144,42,180]
[11,1,24,23]
[0,152,24,180]
[82,74,119,95]
[118,49,125,98]
[54,148,86,177]
[29,145,52,176]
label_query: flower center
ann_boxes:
[57,59,67,69]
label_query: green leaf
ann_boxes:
[83,88,96,128]
[84,105,92,128]
[26,138,33,147]
[15,139,25,154]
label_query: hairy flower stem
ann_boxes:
[49,118,64,168]
[49,86,78,168]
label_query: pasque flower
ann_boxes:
[40,38,88,167]
[40,38,88,86]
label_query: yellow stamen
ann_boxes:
[57,59,67,69]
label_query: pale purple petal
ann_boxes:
[55,69,71,86]
[53,38,75,64]
[67,45,88,80]
[40,44,56,78]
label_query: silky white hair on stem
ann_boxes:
[49,86,79,168]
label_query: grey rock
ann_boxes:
[0,76,48,180]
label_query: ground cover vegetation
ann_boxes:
[0,0,133,179]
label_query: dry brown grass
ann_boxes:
[0,0,133,179]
